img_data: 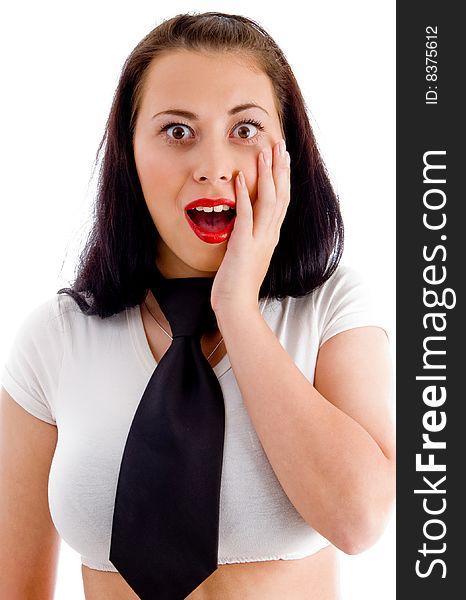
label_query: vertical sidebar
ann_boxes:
[397,2,463,596]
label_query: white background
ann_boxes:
[0,1,395,598]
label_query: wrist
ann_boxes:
[213,300,262,328]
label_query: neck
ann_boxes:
[155,258,217,280]
[142,295,224,366]
[144,292,220,340]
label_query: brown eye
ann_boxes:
[237,125,253,139]
[233,122,259,140]
[168,124,190,141]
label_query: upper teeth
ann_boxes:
[194,204,233,212]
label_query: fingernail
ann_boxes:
[279,139,286,156]
[238,171,245,186]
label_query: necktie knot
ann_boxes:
[150,267,218,339]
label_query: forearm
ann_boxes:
[215,305,394,554]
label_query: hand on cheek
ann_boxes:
[211,139,291,313]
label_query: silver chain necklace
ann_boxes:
[144,301,224,361]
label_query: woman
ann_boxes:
[0,11,395,600]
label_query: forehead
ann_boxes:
[138,50,279,117]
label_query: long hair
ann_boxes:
[58,11,344,317]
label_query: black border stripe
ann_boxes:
[397,2,463,595]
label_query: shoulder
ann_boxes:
[312,263,372,312]
[0,294,76,426]
[9,294,66,345]
[286,262,371,315]
[12,292,80,342]
[20,292,130,335]
[1,292,85,391]
[286,263,389,347]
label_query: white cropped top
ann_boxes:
[1,263,388,571]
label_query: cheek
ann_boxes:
[134,145,176,198]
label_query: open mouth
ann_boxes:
[186,207,236,232]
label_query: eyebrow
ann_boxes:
[151,103,270,120]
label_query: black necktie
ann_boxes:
[109,266,226,600]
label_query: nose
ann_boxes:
[195,173,230,183]
[192,142,235,184]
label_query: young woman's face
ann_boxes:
[133,50,284,278]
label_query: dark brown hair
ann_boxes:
[58,11,344,317]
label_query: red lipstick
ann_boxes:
[184,198,236,244]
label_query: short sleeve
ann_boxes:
[314,264,390,348]
[0,295,65,425]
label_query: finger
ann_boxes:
[272,141,291,228]
[232,170,253,239]
[253,147,277,238]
